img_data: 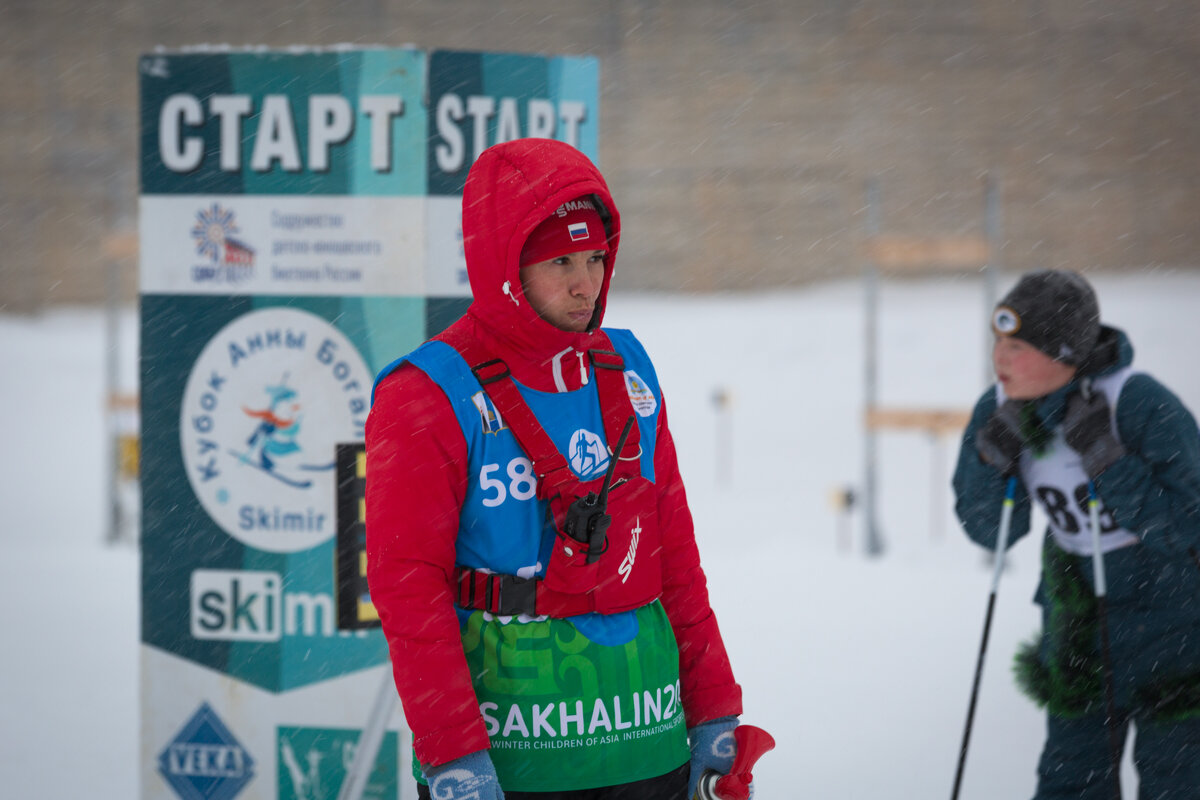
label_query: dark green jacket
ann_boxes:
[953,327,1200,718]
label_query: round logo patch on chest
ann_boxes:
[624,370,657,417]
[568,428,610,480]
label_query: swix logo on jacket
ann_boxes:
[392,328,661,584]
[618,517,642,583]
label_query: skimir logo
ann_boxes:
[181,307,370,553]
[158,702,255,800]
[191,569,340,642]
[568,428,609,480]
[191,202,256,284]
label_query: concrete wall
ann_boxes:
[3,0,1198,307]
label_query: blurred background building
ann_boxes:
[2,0,1198,309]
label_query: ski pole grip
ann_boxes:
[694,725,776,800]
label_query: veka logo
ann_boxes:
[158,702,254,800]
[191,569,337,642]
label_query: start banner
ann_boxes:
[138,47,599,800]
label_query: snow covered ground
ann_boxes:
[3,269,1198,798]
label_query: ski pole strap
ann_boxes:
[454,567,595,617]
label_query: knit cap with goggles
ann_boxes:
[991,269,1101,367]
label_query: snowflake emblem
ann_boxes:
[192,203,239,263]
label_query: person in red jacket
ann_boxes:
[365,138,744,800]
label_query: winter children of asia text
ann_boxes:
[365,138,746,800]
[953,269,1200,798]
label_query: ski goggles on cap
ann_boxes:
[992,305,1021,336]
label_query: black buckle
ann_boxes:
[472,358,511,385]
[588,349,624,370]
[495,574,538,616]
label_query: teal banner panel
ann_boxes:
[426,49,600,195]
[141,293,425,691]
[140,49,427,196]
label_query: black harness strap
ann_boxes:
[454,567,593,617]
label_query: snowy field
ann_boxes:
[2,269,1199,798]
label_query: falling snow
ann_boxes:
[3,270,1199,797]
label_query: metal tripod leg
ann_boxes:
[338,667,403,800]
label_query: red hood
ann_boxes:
[459,139,621,390]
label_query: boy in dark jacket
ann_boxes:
[953,269,1200,798]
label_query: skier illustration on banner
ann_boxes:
[229,375,333,489]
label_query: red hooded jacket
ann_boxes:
[365,138,742,768]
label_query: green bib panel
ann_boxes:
[418,601,689,791]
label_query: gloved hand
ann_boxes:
[423,750,504,800]
[975,399,1027,476]
[688,716,739,799]
[1064,390,1125,477]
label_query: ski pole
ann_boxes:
[950,475,1017,800]
[1078,377,1123,800]
[1087,479,1123,800]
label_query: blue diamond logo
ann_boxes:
[158,703,255,800]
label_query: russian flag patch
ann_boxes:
[568,222,589,241]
